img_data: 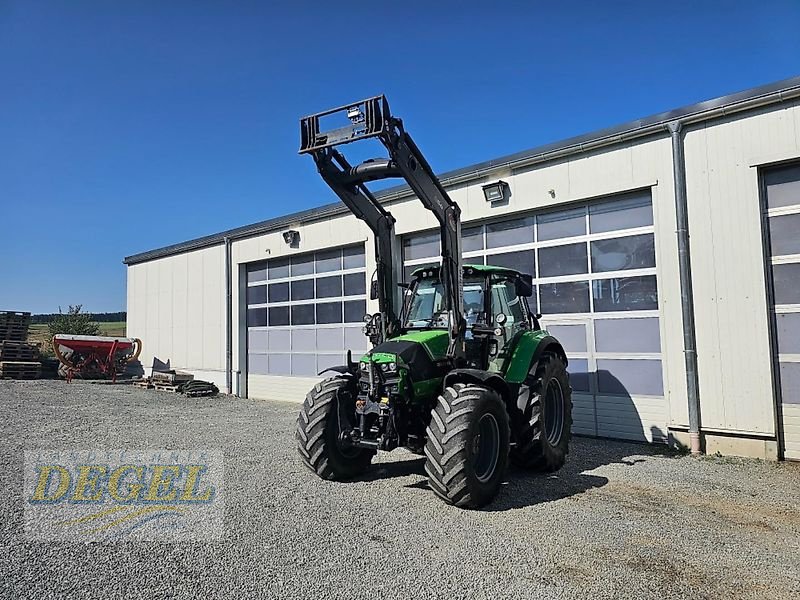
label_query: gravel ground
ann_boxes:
[1,380,799,599]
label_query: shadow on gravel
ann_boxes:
[341,435,684,510]
[339,369,687,509]
[488,435,684,511]
[353,436,684,510]
[354,457,427,482]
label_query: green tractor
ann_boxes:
[296,97,572,508]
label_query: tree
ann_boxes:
[48,305,100,338]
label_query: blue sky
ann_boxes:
[1,1,799,314]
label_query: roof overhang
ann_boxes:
[124,75,800,266]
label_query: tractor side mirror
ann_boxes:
[515,274,534,297]
[370,279,379,300]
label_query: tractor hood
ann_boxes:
[361,330,449,381]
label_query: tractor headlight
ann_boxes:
[360,361,368,370]
[388,362,397,372]
[380,363,388,372]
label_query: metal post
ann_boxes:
[224,236,233,395]
[668,121,702,454]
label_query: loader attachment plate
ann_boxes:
[299,95,390,153]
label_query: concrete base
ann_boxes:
[670,429,779,460]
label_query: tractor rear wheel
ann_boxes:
[511,352,572,471]
[296,377,374,480]
[424,383,510,509]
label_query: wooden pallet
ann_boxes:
[151,370,194,385]
[0,341,40,362]
[0,312,31,338]
[153,382,182,393]
[0,361,41,380]
[0,325,29,342]
[0,310,31,323]
[132,379,153,389]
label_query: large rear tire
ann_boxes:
[424,383,510,509]
[296,377,374,480]
[511,352,572,471]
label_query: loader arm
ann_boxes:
[300,96,465,361]
[310,147,401,343]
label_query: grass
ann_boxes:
[27,322,127,348]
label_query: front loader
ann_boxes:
[295,96,572,508]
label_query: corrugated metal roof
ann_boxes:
[124,75,800,265]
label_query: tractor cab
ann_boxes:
[402,264,538,370]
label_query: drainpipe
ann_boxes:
[224,236,233,395]
[667,121,702,455]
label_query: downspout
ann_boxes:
[224,236,233,395]
[667,121,702,455]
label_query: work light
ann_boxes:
[482,180,508,203]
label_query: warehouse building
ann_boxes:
[124,76,800,460]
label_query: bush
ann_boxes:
[48,305,100,338]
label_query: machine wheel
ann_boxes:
[424,383,510,509]
[511,352,572,471]
[296,377,374,480]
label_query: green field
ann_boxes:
[28,322,127,347]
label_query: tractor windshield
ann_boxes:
[404,276,485,329]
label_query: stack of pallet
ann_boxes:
[133,370,194,392]
[0,311,41,380]
[132,370,219,397]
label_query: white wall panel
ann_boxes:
[571,394,596,436]
[247,374,321,403]
[783,404,800,460]
[595,395,669,443]
[683,100,800,434]
[126,244,225,379]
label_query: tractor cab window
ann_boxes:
[491,278,527,334]
[405,276,484,329]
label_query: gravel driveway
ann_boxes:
[1,380,798,599]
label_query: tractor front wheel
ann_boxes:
[296,377,374,480]
[424,383,510,509]
[511,352,572,471]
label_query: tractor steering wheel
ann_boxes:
[427,309,449,328]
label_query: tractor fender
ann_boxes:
[505,333,567,385]
[317,365,355,377]
[443,368,513,405]
[529,336,568,372]
[443,369,528,439]
[502,333,568,430]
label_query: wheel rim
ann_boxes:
[472,413,500,483]
[544,378,564,445]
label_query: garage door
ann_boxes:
[245,244,369,398]
[763,164,800,460]
[402,190,667,442]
